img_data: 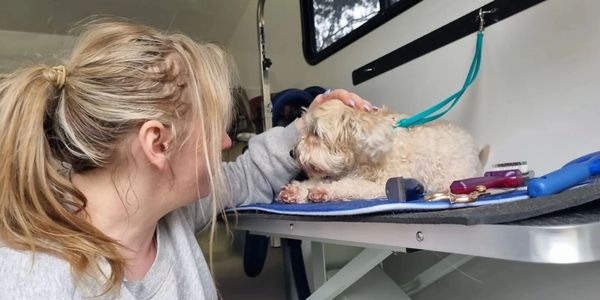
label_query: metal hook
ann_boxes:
[478,8,497,32]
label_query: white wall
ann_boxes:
[0,0,251,73]
[0,0,250,41]
[229,0,600,175]
[0,29,75,73]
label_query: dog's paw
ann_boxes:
[278,184,300,203]
[308,187,329,203]
[278,183,309,204]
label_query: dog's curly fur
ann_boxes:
[278,100,484,203]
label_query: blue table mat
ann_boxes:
[230,190,530,216]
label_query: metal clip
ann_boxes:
[426,185,520,204]
[425,191,481,204]
[478,8,497,32]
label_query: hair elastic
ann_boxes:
[48,65,67,89]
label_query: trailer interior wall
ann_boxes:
[0,30,74,73]
[228,1,600,299]
[229,0,600,175]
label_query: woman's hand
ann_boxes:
[309,89,376,112]
[295,89,377,130]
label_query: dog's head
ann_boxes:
[295,100,396,179]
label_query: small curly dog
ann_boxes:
[278,100,486,203]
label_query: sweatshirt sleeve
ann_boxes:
[187,122,302,232]
[223,122,301,206]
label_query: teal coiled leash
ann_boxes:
[395,9,494,129]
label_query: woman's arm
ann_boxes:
[223,121,301,207]
[186,122,301,232]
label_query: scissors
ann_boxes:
[425,185,515,204]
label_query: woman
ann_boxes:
[0,20,373,298]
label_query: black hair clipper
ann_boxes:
[385,177,425,202]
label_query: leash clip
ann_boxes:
[478,8,497,32]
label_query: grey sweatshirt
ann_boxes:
[0,124,301,299]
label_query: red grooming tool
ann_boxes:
[450,169,525,194]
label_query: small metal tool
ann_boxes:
[425,191,481,204]
[386,177,425,202]
[425,185,516,204]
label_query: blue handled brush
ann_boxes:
[527,151,600,197]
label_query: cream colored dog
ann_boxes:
[278,100,484,203]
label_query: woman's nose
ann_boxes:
[222,134,232,150]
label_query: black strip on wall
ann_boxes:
[352,0,547,85]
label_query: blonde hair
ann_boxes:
[0,20,234,292]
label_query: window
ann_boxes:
[301,0,421,65]
[313,0,380,52]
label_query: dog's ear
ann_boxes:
[479,144,491,167]
[347,111,394,164]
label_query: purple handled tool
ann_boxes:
[450,169,525,194]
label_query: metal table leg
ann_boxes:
[307,248,393,300]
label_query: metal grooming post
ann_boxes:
[257,0,273,131]
[257,0,280,251]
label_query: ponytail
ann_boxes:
[0,66,124,293]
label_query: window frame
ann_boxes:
[300,0,422,65]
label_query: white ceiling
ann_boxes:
[0,0,252,42]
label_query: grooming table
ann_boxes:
[229,183,600,300]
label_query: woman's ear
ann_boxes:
[138,120,171,171]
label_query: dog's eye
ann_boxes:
[308,163,323,174]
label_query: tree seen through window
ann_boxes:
[313,0,380,51]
